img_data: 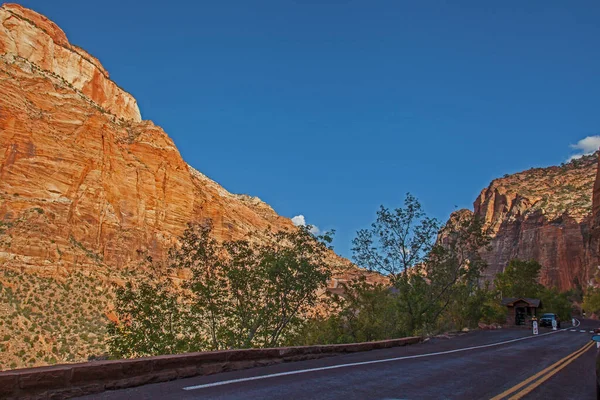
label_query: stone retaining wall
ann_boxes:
[0,336,421,399]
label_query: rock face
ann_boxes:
[589,153,600,283]
[0,3,313,274]
[0,3,141,122]
[451,154,598,291]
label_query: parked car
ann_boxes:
[539,313,561,328]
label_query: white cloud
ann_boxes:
[291,214,320,235]
[568,135,600,162]
[571,136,600,153]
[291,215,306,226]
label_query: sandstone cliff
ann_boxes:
[0,4,370,370]
[0,3,307,273]
[451,154,597,291]
[589,152,600,285]
[0,4,140,122]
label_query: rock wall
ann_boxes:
[0,3,344,275]
[589,152,600,283]
[0,3,141,122]
[453,154,598,291]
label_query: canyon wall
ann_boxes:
[0,3,323,275]
[452,154,597,291]
[589,152,600,284]
[0,4,141,122]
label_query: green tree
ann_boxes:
[583,287,600,316]
[251,226,333,347]
[352,194,490,333]
[494,259,544,299]
[441,282,505,330]
[340,278,407,342]
[351,194,438,332]
[107,274,198,358]
[108,222,334,357]
[352,193,439,282]
[539,287,572,320]
[289,276,407,345]
[423,212,490,327]
[201,226,333,348]
[173,222,229,350]
[178,223,334,349]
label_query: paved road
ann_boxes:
[80,320,600,400]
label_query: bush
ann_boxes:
[539,288,572,320]
[290,277,410,345]
[438,283,506,330]
[583,287,600,316]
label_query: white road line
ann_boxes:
[570,330,576,332]
[183,328,568,391]
[580,330,586,333]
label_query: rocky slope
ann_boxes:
[451,154,597,291]
[0,4,372,370]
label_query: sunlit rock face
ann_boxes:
[0,3,141,122]
[589,153,600,285]
[447,154,597,291]
[0,3,358,275]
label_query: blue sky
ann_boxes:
[15,0,600,257]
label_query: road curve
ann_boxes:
[79,320,600,400]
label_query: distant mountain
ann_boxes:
[447,153,598,291]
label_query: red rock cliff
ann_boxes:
[452,154,597,291]
[589,152,600,283]
[0,3,141,122]
[0,3,345,274]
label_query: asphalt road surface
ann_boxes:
[80,319,600,400]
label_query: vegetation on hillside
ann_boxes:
[0,270,112,370]
[108,223,333,357]
[492,152,597,220]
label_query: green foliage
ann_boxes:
[108,222,333,357]
[292,277,408,345]
[107,275,199,359]
[494,259,573,320]
[539,288,572,320]
[173,223,228,350]
[494,259,544,299]
[352,193,439,282]
[440,283,506,330]
[583,287,600,316]
[352,194,491,333]
[250,227,333,347]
